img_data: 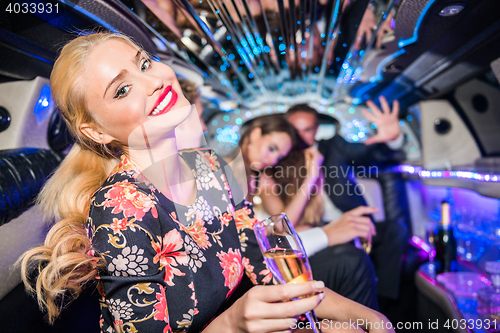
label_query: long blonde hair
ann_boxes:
[20,32,138,323]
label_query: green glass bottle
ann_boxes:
[434,201,457,273]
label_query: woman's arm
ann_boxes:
[316,288,395,333]
[89,184,177,332]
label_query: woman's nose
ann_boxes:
[147,75,164,96]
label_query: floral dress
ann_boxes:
[87,148,272,333]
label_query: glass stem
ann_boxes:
[305,310,323,333]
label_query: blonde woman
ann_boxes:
[21,32,393,333]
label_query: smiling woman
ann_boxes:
[19,32,393,333]
[79,37,190,146]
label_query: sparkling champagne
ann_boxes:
[263,248,311,284]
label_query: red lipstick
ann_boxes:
[149,85,178,117]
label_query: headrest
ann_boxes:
[0,148,63,226]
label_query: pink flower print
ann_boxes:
[181,215,211,250]
[103,180,158,221]
[154,287,172,333]
[216,249,243,297]
[151,230,188,286]
[110,218,134,233]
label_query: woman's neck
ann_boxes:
[128,133,196,206]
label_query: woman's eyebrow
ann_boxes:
[103,50,142,98]
[104,70,127,98]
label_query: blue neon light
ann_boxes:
[352,81,377,101]
[369,49,406,83]
[34,85,54,123]
[398,0,437,48]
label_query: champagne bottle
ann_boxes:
[434,201,457,273]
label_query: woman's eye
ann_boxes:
[269,146,277,152]
[141,58,151,72]
[114,85,131,99]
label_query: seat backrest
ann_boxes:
[0,148,62,226]
[357,167,412,232]
[0,148,62,299]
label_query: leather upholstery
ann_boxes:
[0,148,63,226]
[376,167,412,233]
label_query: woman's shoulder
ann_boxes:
[89,155,160,219]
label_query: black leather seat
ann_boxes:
[0,148,63,226]
[360,166,428,325]
[0,148,101,333]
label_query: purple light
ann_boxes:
[430,249,436,261]
[393,165,500,182]
[479,275,492,287]
[392,165,422,175]
[411,235,431,253]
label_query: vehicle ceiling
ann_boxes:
[1,0,500,155]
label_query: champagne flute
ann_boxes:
[254,213,323,333]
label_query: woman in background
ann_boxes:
[259,146,377,252]
[236,115,380,310]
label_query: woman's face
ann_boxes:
[81,38,191,145]
[247,130,292,170]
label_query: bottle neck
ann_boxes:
[441,202,451,227]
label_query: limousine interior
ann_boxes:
[1,0,500,332]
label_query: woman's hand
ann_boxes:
[362,97,400,146]
[321,206,377,247]
[304,147,324,186]
[219,281,326,333]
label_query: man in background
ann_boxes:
[286,98,410,308]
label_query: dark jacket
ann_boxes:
[317,134,403,213]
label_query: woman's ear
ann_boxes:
[79,123,115,144]
[249,127,262,144]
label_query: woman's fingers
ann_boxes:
[244,318,298,333]
[265,291,326,319]
[229,283,327,333]
[251,281,325,304]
